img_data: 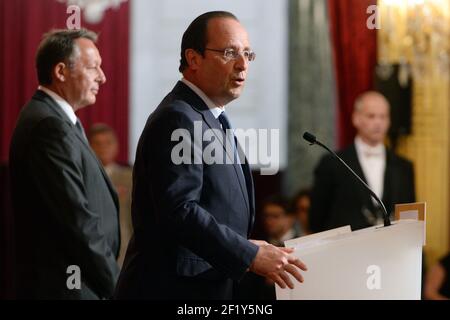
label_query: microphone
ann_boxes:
[303,131,391,227]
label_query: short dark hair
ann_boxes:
[179,11,238,73]
[87,123,117,142]
[290,188,311,212]
[262,194,289,215]
[36,28,98,85]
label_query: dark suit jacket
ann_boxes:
[310,143,415,232]
[114,81,259,299]
[9,90,120,299]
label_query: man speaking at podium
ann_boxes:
[114,11,307,299]
[310,91,415,232]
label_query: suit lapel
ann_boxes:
[73,131,120,211]
[172,82,251,215]
[382,150,393,210]
[237,142,255,233]
[346,144,367,184]
[34,90,119,211]
[33,90,70,123]
[199,111,251,216]
[346,144,375,210]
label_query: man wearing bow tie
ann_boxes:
[310,91,416,232]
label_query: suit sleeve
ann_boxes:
[146,108,258,281]
[29,117,119,298]
[309,154,335,233]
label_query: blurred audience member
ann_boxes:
[424,252,450,300]
[235,194,300,300]
[310,91,415,232]
[88,124,133,268]
[291,188,312,236]
[262,195,299,246]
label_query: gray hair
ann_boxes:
[35,28,98,85]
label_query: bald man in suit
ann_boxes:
[310,91,415,232]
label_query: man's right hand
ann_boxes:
[248,240,307,289]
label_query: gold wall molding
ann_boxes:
[378,0,450,267]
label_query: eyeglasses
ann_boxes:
[204,47,256,62]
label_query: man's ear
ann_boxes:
[53,62,68,82]
[184,49,201,71]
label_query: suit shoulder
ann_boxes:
[160,96,201,119]
[149,96,202,130]
[32,116,71,138]
[389,151,414,168]
[17,98,70,133]
[13,110,71,146]
[314,144,356,174]
[316,143,352,166]
[317,152,334,165]
[336,144,356,158]
[315,152,336,172]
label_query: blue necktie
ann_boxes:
[218,112,249,206]
[218,112,232,132]
[218,111,247,169]
[218,112,239,162]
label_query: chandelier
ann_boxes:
[378,0,450,82]
[57,0,127,24]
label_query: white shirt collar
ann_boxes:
[104,163,118,178]
[280,228,296,242]
[181,78,224,119]
[354,136,385,158]
[38,86,77,125]
[354,135,386,204]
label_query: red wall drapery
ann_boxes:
[0,0,129,298]
[0,0,129,164]
[328,0,378,148]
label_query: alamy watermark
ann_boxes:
[66,265,81,290]
[366,265,381,290]
[170,121,279,175]
[366,5,381,30]
[66,5,81,30]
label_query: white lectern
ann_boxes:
[276,203,426,300]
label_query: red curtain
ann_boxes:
[0,0,129,298]
[328,0,378,148]
[0,0,129,164]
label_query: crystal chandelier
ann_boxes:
[378,0,450,82]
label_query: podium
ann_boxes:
[276,203,426,300]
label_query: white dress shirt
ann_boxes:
[181,78,224,120]
[38,86,77,125]
[354,136,386,201]
[181,78,243,166]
